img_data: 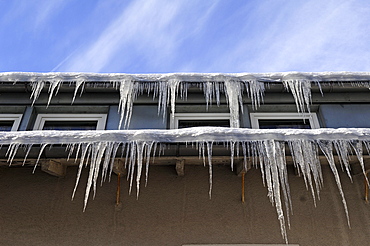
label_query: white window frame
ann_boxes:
[170,113,231,129]
[183,244,299,246]
[250,112,320,129]
[33,114,107,130]
[0,114,23,131]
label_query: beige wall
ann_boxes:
[0,165,369,246]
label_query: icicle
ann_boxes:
[364,141,370,156]
[30,80,45,105]
[262,140,288,243]
[334,140,352,182]
[47,80,62,106]
[108,143,120,182]
[289,140,321,206]
[168,79,181,127]
[135,141,145,199]
[351,81,370,89]
[6,143,21,165]
[22,144,33,166]
[230,141,235,171]
[241,141,248,171]
[72,143,90,201]
[156,81,168,119]
[100,142,115,184]
[66,143,75,161]
[82,142,110,211]
[318,140,350,227]
[118,78,135,129]
[198,142,206,166]
[351,141,369,185]
[72,76,86,103]
[34,143,49,173]
[92,142,107,198]
[282,75,313,114]
[202,81,222,108]
[206,141,213,199]
[276,141,292,229]
[224,79,242,128]
[84,146,97,211]
[240,75,265,110]
[145,142,154,187]
[128,142,137,195]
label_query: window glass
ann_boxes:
[178,119,230,129]
[258,119,311,129]
[250,113,320,129]
[171,113,231,129]
[42,121,98,130]
[33,114,107,130]
[0,121,14,131]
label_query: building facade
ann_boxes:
[0,72,370,245]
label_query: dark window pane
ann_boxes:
[0,121,14,131]
[178,120,230,129]
[43,121,97,130]
[259,119,311,129]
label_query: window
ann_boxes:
[250,113,320,129]
[182,244,299,246]
[33,114,107,130]
[170,113,231,129]
[0,114,23,131]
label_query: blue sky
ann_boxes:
[1,0,369,73]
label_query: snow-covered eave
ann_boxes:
[2,128,370,145]
[1,71,370,83]
[2,127,370,244]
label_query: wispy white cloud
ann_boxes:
[49,0,370,73]
[0,0,69,32]
[33,0,68,30]
[207,0,370,72]
[59,0,220,72]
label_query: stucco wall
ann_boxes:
[1,165,369,246]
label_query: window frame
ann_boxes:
[33,114,107,130]
[170,113,231,129]
[250,112,320,129]
[0,114,23,131]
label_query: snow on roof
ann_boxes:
[1,71,369,129]
[1,71,370,82]
[2,127,370,144]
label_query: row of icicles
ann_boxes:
[28,77,369,130]
[28,78,315,129]
[4,138,370,243]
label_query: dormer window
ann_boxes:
[0,114,23,131]
[250,113,320,129]
[33,114,107,130]
[170,113,231,129]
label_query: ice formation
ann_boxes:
[2,128,370,243]
[1,71,369,129]
[1,71,370,243]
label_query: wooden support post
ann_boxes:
[113,159,124,211]
[365,170,370,204]
[115,172,123,211]
[241,172,245,203]
[116,173,121,205]
[176,159,185,176]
